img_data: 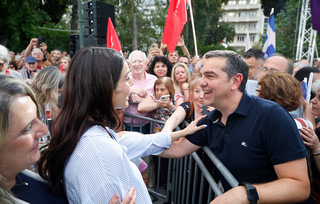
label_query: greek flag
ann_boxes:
[262,12,276,58]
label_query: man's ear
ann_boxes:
[231,73,243,90]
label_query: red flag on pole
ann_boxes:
[107,17,122,53]
[162,0,187,53]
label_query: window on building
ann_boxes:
[237,36,245,42]
[239,0,247,4]
[249,11,257,18]
[227,12,235,17]
[250,36,255,41]
[238,12,246,18]
[228,0,236,5]
[237,24,246,31]
[249,0,258,3]
[248,24,256,30]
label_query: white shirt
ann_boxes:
[64,126,171,203]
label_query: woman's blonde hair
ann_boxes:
[189,77,201,101]
[31,66,64,119]
[0,74,39,203]
[171,63,191,93]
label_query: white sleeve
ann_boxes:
[118,131,171,160]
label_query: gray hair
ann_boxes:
[204,50,248,92]
[0,45,11,65]
[272,54,294,75]
[128,50,147,62]
[312,79,320,93]
[32,48,43,56]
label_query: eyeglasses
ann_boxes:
[33,52,43,56]
[258,66,279,73]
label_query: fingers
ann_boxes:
[194,114,207,123]
[121,187,137,204]
[109,194,120,204]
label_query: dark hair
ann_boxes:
[8,61,18,70]
[243,48,264,60]
[205,50,248,92]
[178,55,190,61]
[148,56,172,78]
[294,67,320,82]
[38,47,125,195]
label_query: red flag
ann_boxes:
[106,17,122,53]
[162,0,187,53]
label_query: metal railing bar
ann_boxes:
[202,146,239,188]
[192,152,223,196]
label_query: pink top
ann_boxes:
[124,72,157,125]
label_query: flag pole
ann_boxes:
[188,0,198,56]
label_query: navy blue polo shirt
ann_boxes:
[187,92,307,190]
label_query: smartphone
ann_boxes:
[202,104,209,115]
[151,43,158,49]
[160,95,170,101]
[37,36,45,48]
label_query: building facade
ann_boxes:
[220,0,267,51]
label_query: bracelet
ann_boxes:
[312,152,320,157]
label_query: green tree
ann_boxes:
[260,0,320,60]
[272,0,299,59]
[184,0,235,56]
[0,0,72,52]
[107,0,166,52]
[260,0,287,16]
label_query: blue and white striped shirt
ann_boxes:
[64,125,171,203]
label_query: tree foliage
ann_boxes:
[106,0,235,56]
[260,0,287,16]
[0,0,71,52]
[260,0,320,60]
[184,0,235,56]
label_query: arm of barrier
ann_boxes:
[191,152,223,196]
[202,146,239,188]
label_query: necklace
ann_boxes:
[15,175,28,187]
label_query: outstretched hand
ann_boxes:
[183,115,207,135]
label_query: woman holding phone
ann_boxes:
[138,77,183,132]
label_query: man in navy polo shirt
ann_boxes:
[160,50,311,203]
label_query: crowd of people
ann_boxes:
[1,34,320,204]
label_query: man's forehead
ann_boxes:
[131,53,144,61]
[201,57,226,72]
[264,56,288,71]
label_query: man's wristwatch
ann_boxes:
[238,182,259,204]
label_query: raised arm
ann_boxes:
[162,106,187,132]
[177,36,190,59]
[24,38,38,57]
[117,115,206,159]
[137,96,157,113]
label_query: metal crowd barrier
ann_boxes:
[123,112,238,204]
